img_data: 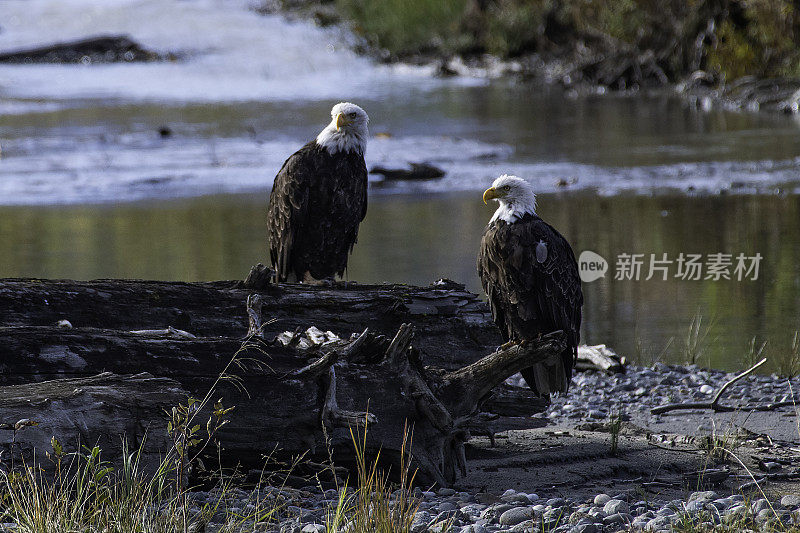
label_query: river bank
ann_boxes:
[128,362,800,533]
[273,0,800,114]
[2,361,797,532]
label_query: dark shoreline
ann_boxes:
[270,0,800,116]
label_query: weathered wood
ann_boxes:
[320,328,567,484]
[0,276,567,485]
[0,372,184,471]
[370,162,446,181]
[0,277,501,371]
[576,344,625,373]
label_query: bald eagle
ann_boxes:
[477,175,583,396]
[267,103,369,283]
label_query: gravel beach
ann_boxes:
[179,363,800,532]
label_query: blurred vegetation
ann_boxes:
[336,0,800,86]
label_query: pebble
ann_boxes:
[499,506,532,526]
[603,499,629,515]
[0,363,790,533]
[571,524,598,533]
[781,494,800,508]
[593,493,611,506]
[438,502,457,512]
[538,361,800,426]
[602,511,632,526]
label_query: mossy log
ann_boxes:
[0,272,565,485]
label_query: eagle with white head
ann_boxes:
[267,103,369,283]
[478,175,583,396]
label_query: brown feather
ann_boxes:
[477,213,583,396]
[267,141,368,282]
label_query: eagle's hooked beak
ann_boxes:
[483,187,499,204]
[336,113,348,130]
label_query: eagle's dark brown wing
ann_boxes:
[267,141,316,282]
[267,141,368,282]
[477,213,583,395]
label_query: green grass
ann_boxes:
[335,0,800,82]
[326,421,422,533]
[0,396,423,533]
[776,330,800,379]
[337,0,469,56]
[682,312,716,367]
[0,419,425,533]
[0,442,284,533]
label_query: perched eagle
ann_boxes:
[267,103,369,283]
[477,175,583,396]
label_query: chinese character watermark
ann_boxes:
[579,250,762,283]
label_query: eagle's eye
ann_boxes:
[349,112,357,118]
[503,185,511,191]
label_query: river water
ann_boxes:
[1,0,799,372]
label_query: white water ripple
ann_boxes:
[1,130,798,205]
[0,0,479,103]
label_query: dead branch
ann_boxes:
[651,358,772,414]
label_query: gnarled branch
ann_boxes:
[651,358,774,415]
[442,331,567,419]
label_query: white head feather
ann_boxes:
[316,102,369,155]
[486,174,537,223]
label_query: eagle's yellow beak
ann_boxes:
[336,113,349,130]
[483,187,499,204]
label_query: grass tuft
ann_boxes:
[326,420,421,533]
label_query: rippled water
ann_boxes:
[1,0,799,373]
[1,192,798,373]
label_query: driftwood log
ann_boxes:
[0,373,185,472]
[0,273,571,485]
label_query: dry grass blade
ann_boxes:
[326,417,421,533]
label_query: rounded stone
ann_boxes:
[687,491,714,503]
[438,502,457,513]
[603,499,629,515]
[499,506,533,526]
[645,515,671,531]
[571,523,599,533]
[509,520,535,532]
[593,494,611,506]
[756,508,774,524]
[547,497,566,508]
[781,495,800,509]
[503,493,531,504]
[751,498,770,514]
[683,500,704,514]
[723,505,746,524]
